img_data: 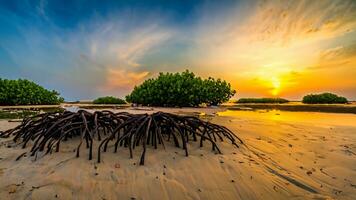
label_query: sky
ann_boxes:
[0,0,356,101]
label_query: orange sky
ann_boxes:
[188,0,356,100]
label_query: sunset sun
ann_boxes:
[271,77,281,96]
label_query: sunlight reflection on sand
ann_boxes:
[218,109,356,127]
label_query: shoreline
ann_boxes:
[226,103,356,114]
[0,103,356,120]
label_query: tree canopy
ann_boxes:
[93,96,126,104]
[0,78,64,105]
[126,70,236,107]
[302,93,348,104]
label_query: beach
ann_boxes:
[0,107,355,200]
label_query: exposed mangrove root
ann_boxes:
[0,110,243,165]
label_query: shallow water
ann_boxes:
[218,109,356,127]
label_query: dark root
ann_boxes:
[0,110,243,165]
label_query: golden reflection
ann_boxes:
[217,110,356,127]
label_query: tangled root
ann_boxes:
[0,110,243,165]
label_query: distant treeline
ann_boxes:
[236,98,289,104]
[236,93,348,104]
[302,93,348,104]
[93,96,126,104]
[1,77,350,106]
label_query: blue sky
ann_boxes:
[1,0,356,100]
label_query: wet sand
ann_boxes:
[0,108,355,199]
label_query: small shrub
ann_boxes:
[125,70,236,107]
[93,96,126,104]
[237,98,289,104]
[0,78,64,105]
[302,93,348,104]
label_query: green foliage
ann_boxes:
[0,78,64,105]
[93,96,126,104]
[0,110,39,119]
[237,98,289,104]
[302,93,348,104]
[125,70,236,107]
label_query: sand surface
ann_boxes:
[0,108,355,200]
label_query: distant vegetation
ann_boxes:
[0,78,64,105]
[93,96,126,104]
[125,70,236,107]
[302,93,348,104]
[0,110,39,119]
[236,98,289,104]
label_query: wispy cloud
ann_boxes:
[4,6,175,99]
[76,16,174,96]
[242,0,356,45]
[36,0,49,21]
[305,42,356,70]
[102,69,149,92]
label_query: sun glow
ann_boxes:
[271,77,281,96]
